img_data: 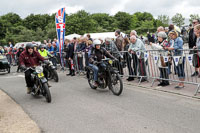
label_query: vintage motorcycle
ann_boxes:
[0,54,10,73]
[25,66,51,103]
[86,58,123,96]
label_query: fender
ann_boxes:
[50,65,56,70]
[40,77,48,83]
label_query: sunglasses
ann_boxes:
[193,21,198,24]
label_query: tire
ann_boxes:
[87,70,97,90]
[43,83,51,103]
[109,73,123,96]
[7,67,10,73]
[52,70,59,82]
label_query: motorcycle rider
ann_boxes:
[38,44,52,58]
[19,43,49,94]
[89,39,117,87]
[16,47,24,72]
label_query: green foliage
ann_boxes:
[172,13,185,27]
[189,14,200,23]
[157,15,169,25]
[0,10,169,46]
[66,10,98,35]
[114,12,132,31]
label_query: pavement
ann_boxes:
[0,89,40,133]
[1,66,200,133]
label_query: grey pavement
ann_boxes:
[1,67,200,133]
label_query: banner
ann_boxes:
[154,55,159,64]
[163,56,169,63]
[144,52,149,62]
[55,8,66,69]
[136,51,141,59]
[187,54,193,66]
[173,56,181,66]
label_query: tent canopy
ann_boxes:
[84,32,126,40]
[65,33,81,40]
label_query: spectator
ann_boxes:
[105,37,123,75]
[128,35,147,82]
[165,30,185,89]
[123,37,134,81]
[115,29,123,51]
[189,19,200,77]
[150,32,170,86]
[47,43,54,55]
[130,30,138,38]
[193,24,200,77]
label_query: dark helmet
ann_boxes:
[26,43,34,51]
[39,44,46,49]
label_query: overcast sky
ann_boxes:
[1,0,200,18]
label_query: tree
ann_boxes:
[157,15,169,25]
[189,14,200,23]
[172,13,185,27]
[66,10,98,35]
[114,11,132,31]
[91,13,117,32]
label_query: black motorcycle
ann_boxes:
[26,66,51,103]
[0,54,10,73]
[86,58,123,96]
[44,56,59,82]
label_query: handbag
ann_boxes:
[160,56,166,67]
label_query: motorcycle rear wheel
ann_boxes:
[88,70,97,90]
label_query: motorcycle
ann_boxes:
[86,58,123,96]
[44,56,59,82]
[0,54,10,73]
[25,66,52,103]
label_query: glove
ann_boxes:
[43,60,50,65]
[20,65,26,71]
[93,61,98,65]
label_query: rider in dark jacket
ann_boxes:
[89,39,116,87]
[19,43,48,94]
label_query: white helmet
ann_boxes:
[93,39,101,47]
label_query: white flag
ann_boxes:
[187,54,193,66]
[144,52,149,62]
[154,55,159,64]
[163,56,168,63]
[173,56,181,66]
[136,51,141,59]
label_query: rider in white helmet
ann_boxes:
[89,39,117,87]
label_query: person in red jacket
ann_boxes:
[19,43,48,94]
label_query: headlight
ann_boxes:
[35,66,43,73]
[109,60,113,65]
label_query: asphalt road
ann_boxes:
[1,67,200,133]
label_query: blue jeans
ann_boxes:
[89,64,98,81]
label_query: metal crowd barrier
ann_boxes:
[115,49,200,96]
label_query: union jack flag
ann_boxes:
[55,8,66,69]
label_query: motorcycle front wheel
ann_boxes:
[52,70,59,82]
[109,73,123,96]
[43,83,52,103]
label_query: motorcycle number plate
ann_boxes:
[38,72,44,78]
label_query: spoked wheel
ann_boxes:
[7,67,10,73]
[109,73,123,96]
[87,70,97,90]
[52,70,59,82]
[43,83,51,103]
